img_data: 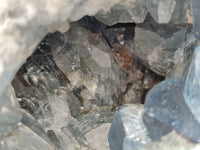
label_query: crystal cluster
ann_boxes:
[0,0,199,149]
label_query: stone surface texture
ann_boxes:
[0,86,21,138]
[0,0,194,99]
[0,1,144,149]
[0,0,199,149]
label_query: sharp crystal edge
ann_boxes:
[184,45,200,124]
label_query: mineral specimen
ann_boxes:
[95,1,148,26]
[132,26,187,76]
[0,0,198,149]
[184,46,200,124]
[108,104,151,150]
[144,77,200,142]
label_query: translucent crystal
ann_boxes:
[144,77,200,142]
[0,122,55,150]
[65,107,113,149]
[145,0,192,24]
[53,25,121,110]
[133,27,186,76]
[184,46,200,124]
[142,131,200,150]
[85,123,111,150]
[95,1,148,26]
[144,0,176,23]
[108,104,151,150]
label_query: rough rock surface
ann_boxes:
[0,0,199,149]
[0,1,144,148]
[10,18,165,149]
[0,0,194,99]
[0,0,147,100]
[0,86,21,138]
[11,22,119,149]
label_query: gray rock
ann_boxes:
[12,49,72,129]
[0,0,194,103]
[122,80,143,104]
[53,25,120,111]
[0,122,55,150]
[147,30,186,76]
[95,1,148,26]
[66,106,113,149]
[0,85,21,138]
[145,0,193,24]
[0,0,198,149]
[166,33,197,78]
[133,27,165,75]
[20,110,55,147]
[133,27,187,76]
[0,0,134,102]
[11,36,83,150]
[85,123,111,150]
[53,127,81,150]
[144,0,176,23]
[171,0,193,24]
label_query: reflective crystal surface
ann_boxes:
[184,46,200,124]
[144,77,200,142]
[108,104,151,150]
[1,1,198,148]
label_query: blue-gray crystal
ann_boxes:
[144,77,200,142]
[143,113,172,141]
[108,104,151,150]
[192,0,200,39]
[184,46,200,124]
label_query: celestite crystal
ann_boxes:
[108,104,151,150]
[184,46,200,124]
